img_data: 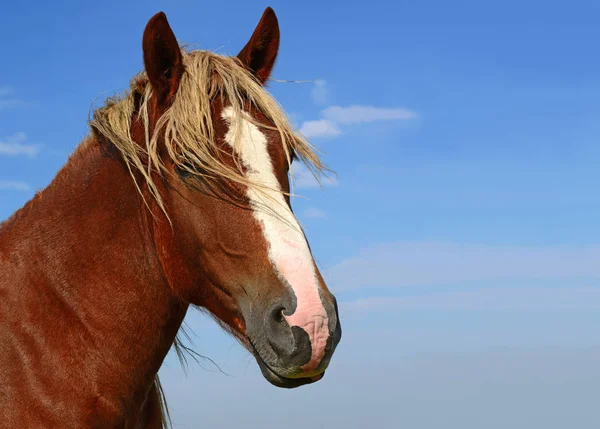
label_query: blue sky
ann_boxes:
[2,0,600,427]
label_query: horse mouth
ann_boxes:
[246,338,325,388]
[254,355,325,388]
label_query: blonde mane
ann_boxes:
[89,49,326,214]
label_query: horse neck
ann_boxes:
[0,138,187,423]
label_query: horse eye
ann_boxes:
[176,161,206,179]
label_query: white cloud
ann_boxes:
[298,104,418,140]
[298,119,341,139]
[303,207,327,219]
[322,105,418,125]
[0,86,27,111]
[0,99,26,111]
[0,86,15,97]
[0,133,41,157]
[326,241,600,292]
[341,287,600,315]
[290,161,338,189]
[0,181,32,191]
[310,79,329,105]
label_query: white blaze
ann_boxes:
[223,107,329,372]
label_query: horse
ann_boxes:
[0,8,341,427]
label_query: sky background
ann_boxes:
[2,0,600,427]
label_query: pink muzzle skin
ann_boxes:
[279,257,330,373]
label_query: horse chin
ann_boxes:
[254,356,325,388]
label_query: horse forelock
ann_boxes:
[89,49,328,217]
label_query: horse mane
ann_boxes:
[89,49,327,215]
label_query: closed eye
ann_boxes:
[176,161,208,179]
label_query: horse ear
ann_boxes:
[142,12,184,104]
[237,7,280,85]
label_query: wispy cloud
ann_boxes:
[323,105,418,125]
[303,207,327,219]
[291,161,338,189]
[341,287,600,315]
[0,180,32,192]
[0,86,27,112]
[0,99,27,111]
[299,104,417,140]
[327,241,600,292]
[0,86,15,97]
[298,119,341,139]
[0,133,41,157]
[310,79,329,105]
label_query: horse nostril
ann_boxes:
[289,326,311,363]
[265,304,292,357]
[264,301,311,367]
[266,326,312,368]
[270,306,286,324]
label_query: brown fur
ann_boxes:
[0,8,340,428]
